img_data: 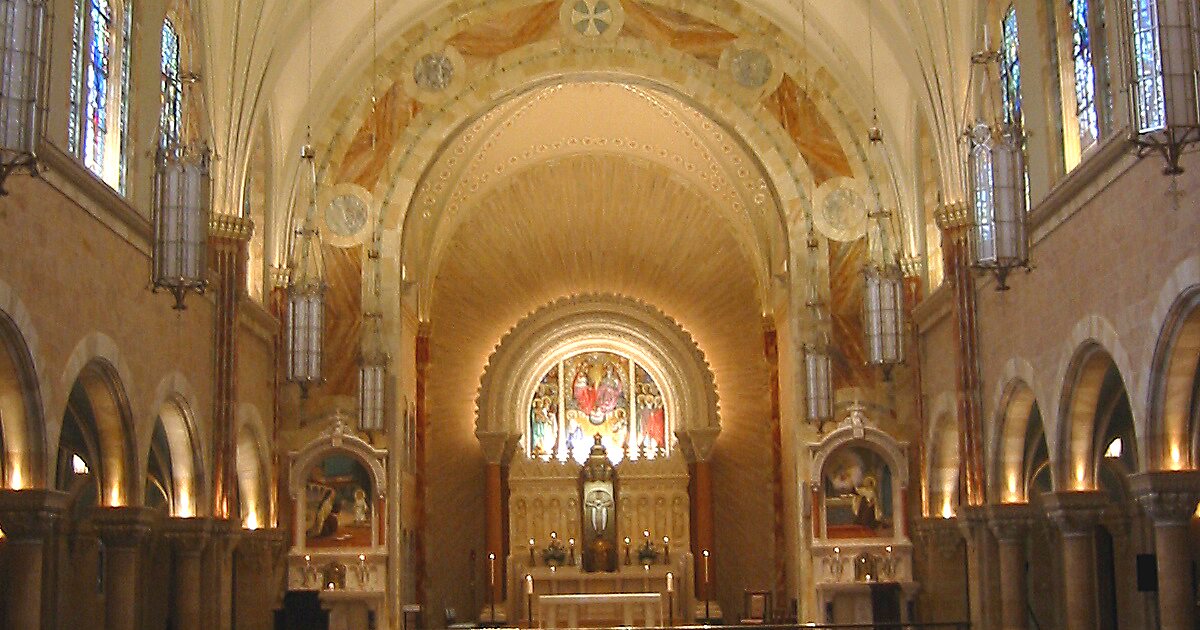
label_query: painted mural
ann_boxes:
[822,445,894,538]
[529,351,669,462]
[305,453,374,548]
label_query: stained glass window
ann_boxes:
[1130,0,1165,132]
[161,19,184,149]
[1069,0,1099,150]
[82,0,114,178]
[528,351,669,464]
[999,5,1022,127]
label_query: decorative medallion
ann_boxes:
[812,177,869,242]
[560,0,624,44]
[412,52,455,92]
[319,184,374,246]
[729,48,773,89]
[719,41,783,100]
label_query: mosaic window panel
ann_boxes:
[82,0,114,177]
[161,19,184,149]
[528,351,670,463]
[1069,0,1099,150]
[1130,0,1166,132]
[1000,5,1022,127]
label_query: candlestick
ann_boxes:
[701,549,711,620]
[525,574,534,627]
[525,574,533,594]
[488,553,497,622]
[666,572,675,627]
[662,536,670,563]
[666,571,674,593]
[568,538,576,566]
[624,536,632,565]
[529,538,536,565]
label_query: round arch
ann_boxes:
[476,293,719,459]
[150,395,204,517]
[1146,285,1200,470]
[60,359,137,507]
[1055,342,1137,491]
[0,307,46,489]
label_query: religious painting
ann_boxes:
[635,365,666,451]
[822,445,894,538]
[305,453,374,548]
[529,364,560,457]
[528,351,670,463]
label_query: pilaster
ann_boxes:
[0,489,69,630]
[163,518,211,630]
[1042,491,1107,630]
[92,506,158,630]
[1130,471,1200,630]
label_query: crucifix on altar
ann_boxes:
[581,435,618,572]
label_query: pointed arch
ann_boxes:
[1146,285,1200,470]
[1056,341,1137,491]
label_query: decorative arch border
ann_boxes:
[0,278,50,488]
[1052,320,1139,491]
[807,410,910,539]
[55,333,139,504]
[287,417,389,549]
[475,293,718,460]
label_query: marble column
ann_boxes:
[1043,491,1107,630]
[987,503,1034,630]
[163,517,211,630]
[92,506,157,630]
[477,432,517,617]
[233,528,287,630]
[1130,471,1200,630]
[0,489,68,630]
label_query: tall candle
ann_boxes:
[488,552,496,588]
[525,574,534,595]
[701,549,710,595]
[666,572,674,593]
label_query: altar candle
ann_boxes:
[525,574,534,595]
[643,529,650,541]
[666,572,674,593]
[663,536,670,563]
[488,553,496,588]
[529,538,536,563]
[701,549,710,594]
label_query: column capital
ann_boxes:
[208,518,245,554]
[954,505,989,542]
[677,427,720,463]
[476,431,520,465]
[0,489,69,541]
[985,502,1035,542]
[162,517,212,554]
[913,516,964,559]
[1042,491,1107,538]
[934,201,972,232]
[92,506,159,548]
[238,527,287,558]
[1130,470,1200,526]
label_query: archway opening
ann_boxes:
[237,422,268,529]
[1150,288,1200,469]
[1059,345,1135,491]
[149,398,201,517]
[0,310,44,489]
[58,361,134,508]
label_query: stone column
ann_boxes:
[0,489,68,630]
[163,517,211,630]
[957,506,1000,630]
[912,517,967,623]
[202,519,243,630]
[413,324,431,607]
[682,428,718,612]
[1043,491,1107,630]
[233,528,287,630]
[1130,471,1200,630]
[92,506,157,630]
[987,503,1034,630]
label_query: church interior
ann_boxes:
[0,0,1199,629]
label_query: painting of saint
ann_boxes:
[305,453,375,548]
[822,445,894,538]
[564,352,630,457]
[528,365,560,458]
[635,366,666,450]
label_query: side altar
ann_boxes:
[500,439,695,626]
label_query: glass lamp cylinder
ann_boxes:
[153,147,210,308]
[804,344,833,429]
[0,0,47,163]
[1129,0,1200,173]
[359,314,388,432]
[863,265,905,367]
[286,285,324,388]
[967,122,1028,287]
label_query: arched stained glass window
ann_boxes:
[528,351,669,464]
[1069,0,1099,150]
[68,0,131,192]
[160,19,184,149]
[999,5,1022,127]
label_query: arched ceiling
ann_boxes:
[406,80,783,310]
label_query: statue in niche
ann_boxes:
[580,435,618,572]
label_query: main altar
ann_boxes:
[499,440,695,627]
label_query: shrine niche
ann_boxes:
[822,445,894,539]
[304,453,374,548]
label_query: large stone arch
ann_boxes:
[1054,339,1137,492]
[924,391,958,518]
[476,293,719,460]
[988,374,1045,503]
[145,373,206,516]
[1145,284,1200,470]
[0,283,48,489]
[236,403,272,528]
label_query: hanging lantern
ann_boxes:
[967,121,1028,290]
[803,235,834,431]
[1129,0,1200,175]
[359,312,388,432]
[862,127,905,374]
[0,0,49,195]
[286,145,326,397]
[152,145,210,309]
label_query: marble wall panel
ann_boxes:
[828,238,875,390]
[622,2,736,67]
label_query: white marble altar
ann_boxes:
[538,592,663,628]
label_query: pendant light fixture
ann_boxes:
[152,76,210,310]
[0,0,50,195]
[862,2,905,377]
[285,0,326,397]
[803,234,834,433]
[1128,0,1200,175]
[963,35,1029,290]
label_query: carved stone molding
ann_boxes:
[1041,491,1108,538]
[1130,470,1200,526]
[162,517,212,555]
[912,517,963,561]
[238,528,288,574]
[0,489,68,541]
[92,506,159,549]
[985,503,1035,543]
[288,418,389,500]
[476,431,521,466]
[934,201,972,233]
